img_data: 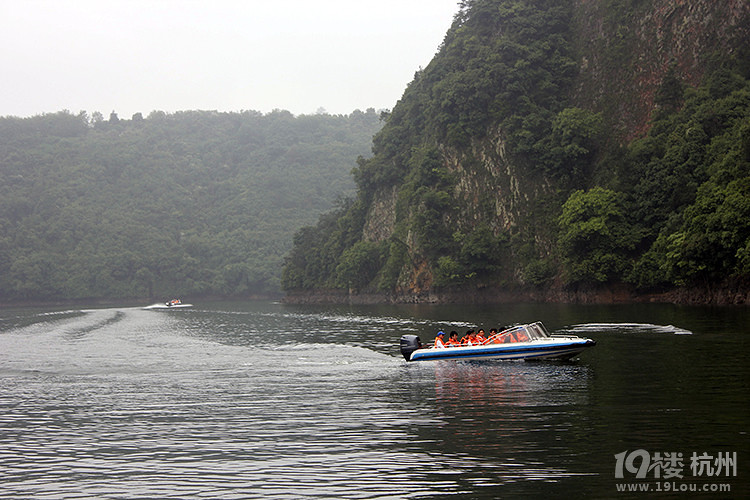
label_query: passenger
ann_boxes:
[434,331,447,348]
[462,330,479,346]
[488,328,499,343]
[476,329,487,344]
[446,331,461,346]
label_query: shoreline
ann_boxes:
[282,284,750,307]
[0,293,284,310]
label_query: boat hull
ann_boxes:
[407,338,595,362]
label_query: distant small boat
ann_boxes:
[400,322,595,362]
[143,299,193,310]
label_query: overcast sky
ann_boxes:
[0,0,460,118]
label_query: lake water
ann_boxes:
[1,300,747,498]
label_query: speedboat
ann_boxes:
[400,322,595,362]
[143,299,193,310]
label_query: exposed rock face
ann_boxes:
[573,0,750,140]
[362,185,399,243]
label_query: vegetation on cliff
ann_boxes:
[0,109,382,301]
[281,0,750,301]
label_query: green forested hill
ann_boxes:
[0,108,382,301]
[281,0,750,304]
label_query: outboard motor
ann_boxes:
[400,335,422,361]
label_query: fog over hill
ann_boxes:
[0,109,382,301]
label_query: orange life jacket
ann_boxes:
[435,337,446,348]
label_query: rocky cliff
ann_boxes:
[572,0,750,140]
[282,0,750,305]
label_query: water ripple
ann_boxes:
[4,302,737,498]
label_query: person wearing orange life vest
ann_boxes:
[434,331,447,348]
[460,329,470,345]
[486,328,501,343]
[462,330,479,346]
[475,329,487,344]
[446,331,461,346]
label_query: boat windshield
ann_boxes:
[527,322,550,339]
[483,322,550,344]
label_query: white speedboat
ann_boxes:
[143,299,193,310]
[400,322,595,362]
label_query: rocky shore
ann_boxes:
[284,282,750,306]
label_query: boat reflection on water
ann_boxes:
[406,358,595,486]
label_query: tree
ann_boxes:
[334,240,385,290]
[665,178,750,284]
[545,107,604,182]
[558,187,636,284]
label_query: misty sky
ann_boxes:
[0,0,460,119]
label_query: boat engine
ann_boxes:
[399,335,422,361]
